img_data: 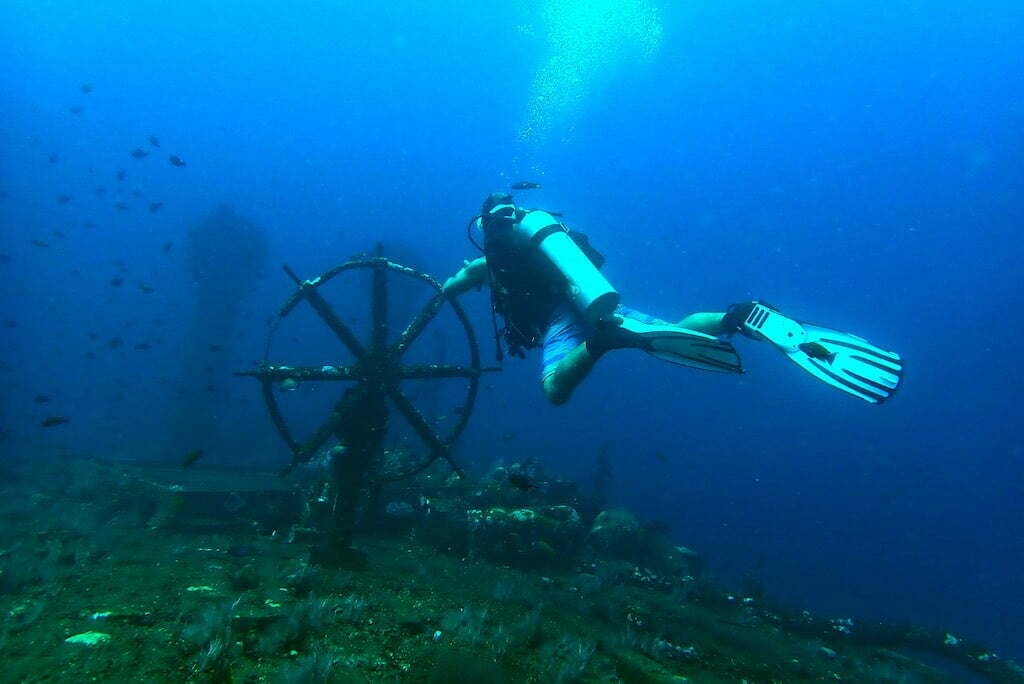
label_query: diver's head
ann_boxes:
[481,192,518,225]
[467,192,519,251]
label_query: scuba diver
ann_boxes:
[443,192,903,406]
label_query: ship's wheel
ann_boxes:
[237,251,494,481]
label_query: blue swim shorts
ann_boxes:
[540,303,670,382]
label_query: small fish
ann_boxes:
[799,342,837,363]
[501,433,517,441]
[110,277,124,286]
[84,221,97,228]
[115,170,127,181]
[506,473,536,491]
[69,105,84,115]
[161,241,173,254]
[208,344,224,352]
[85,351,96,359]
[57,194,72,204]
[109,336,124,348]
[30,239,49,248]
[134,342,151,351]
[168,155,186,167]
[80,83,93,93]
[4,320,18,328]
[131,189,144,198]
[41,416,70,428]
[510,181,541,190]
[181,449,204,468]
[48,153,59,164]
[114,202,128,210]
[148,135,160,147]
[138,283,155,293]
[0,254,10,264]
[87,332,98,340]
[113,391,125,401]
[34,394,51,403]
[148,202,163,213]
[52,231,67,239]
[655,450,667,464]
[130,148,149,159]
[95,186,107,195]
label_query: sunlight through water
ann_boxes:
[519,0,663,152]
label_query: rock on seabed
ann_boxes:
[64,631,112,646]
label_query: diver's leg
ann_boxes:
[614,304,730,335]
[541,305,669,404]
[543,342,598,406]
[615,304,726,334]
[613,304,742,372]
[541,304,735,404]
[677,312,729,335]
[540,304,594,405]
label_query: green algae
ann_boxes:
[0,458,1020,683]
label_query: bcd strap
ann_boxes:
[528,222,568,245]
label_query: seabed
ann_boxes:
[1,456,1021,683]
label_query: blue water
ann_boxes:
[2,0,1022,661]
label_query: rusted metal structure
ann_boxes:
[237,249,494,560]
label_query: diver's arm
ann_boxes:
[442,257,489,297]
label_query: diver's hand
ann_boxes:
[441,275,460,297]
[442,257,488,297]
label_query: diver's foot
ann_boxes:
[721,300,759,336]
[736,302,903,403]
[588,317,743,373]
[620,317,742,372]
[585,317,652,357]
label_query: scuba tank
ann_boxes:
[470,193,620,360]
[516,210,619,324]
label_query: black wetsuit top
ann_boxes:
[483,211,604,358]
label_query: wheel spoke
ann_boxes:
[249,257,484,480]
[398,364,496,380]
[261,380,299,454]
[277,384,374,476]
[236,364,361,382]
[297,281,366,358]
[295,415,342,461]
[391,293,446,357]
[387,388,464,477]
[371,258,388,349]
